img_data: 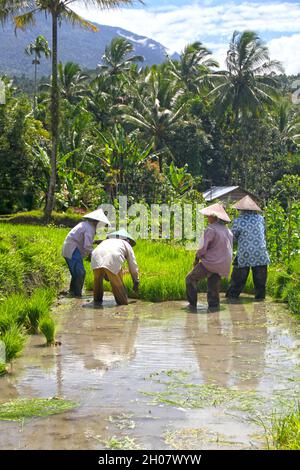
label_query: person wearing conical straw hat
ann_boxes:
[62,209,110,297]
[226,195,270,301]
[186,203,233,312]
[91,229,139,306]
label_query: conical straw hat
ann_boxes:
[83,208,111,225]
[200,203,231,223]
[107,229,136,246]
[233,195,262,212]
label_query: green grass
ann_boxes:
[85,240,255,302]
[0,397,78,421]
[0,223,67,366]
[39,315,56,345]
[266,403,300,450]
[24,288,56,334]
[0,210,82,228]
[268,255,300,314]
[1,324,27,363]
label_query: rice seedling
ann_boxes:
[1,324,27,363]
[0,397,78,421]
[24,288,55,334]
[265,404,300,450]
[103,436,140,450]
[39,315,56,345]
[0,294,28,333]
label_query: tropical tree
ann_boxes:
[169,42,218,93]
[208,31,283,185]
[210,31,283,120]
[43,62,89,104]
[0,0,137,221]
[25,35,51,117]
[99,37,144,76]
[120,68,187,171]
[271,98,300,146]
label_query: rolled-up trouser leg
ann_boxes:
[186,263,210,307]
[207,273,221,308]
[226,266,250,298]
[252,265,267,299]
[106,269,128,305]
[93,268,105,302]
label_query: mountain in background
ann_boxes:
[0,14,179,77]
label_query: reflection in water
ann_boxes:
[186,301,267,389]
[230,302,267,389]
[83,317,139,371]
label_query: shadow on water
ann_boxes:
[0,294,299,450]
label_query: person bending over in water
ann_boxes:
[62,209,110,297]
[91,229,139,306]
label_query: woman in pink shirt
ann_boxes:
[186,203,233,312]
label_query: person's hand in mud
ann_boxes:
[133,280,139,294]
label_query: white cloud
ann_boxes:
[72,1,300,72]
[268,34,300,75]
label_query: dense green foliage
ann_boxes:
[0,32,299,213]
[0,223,66,368]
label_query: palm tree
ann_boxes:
[0,0,137,221]
[43,61,89,104]
[99,37,144,76]
[210,31,283,120]
[209,31,283,186]
[271,98,300,146]
[25,35,51,117]
[120,68,187,172]
[169,42,218,93]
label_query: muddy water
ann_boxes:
[0,295,300,450]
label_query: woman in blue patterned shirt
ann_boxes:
[226,195,270,300]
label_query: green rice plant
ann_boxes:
[2,324,27,363]
[267,403,300,450]
[103,436,140,450]
[39,315,56,345]
[0,397,78,421]
[285,284,300,315]
[0,294,28,332]
[24,288,55,334]
[0,363,7,375]
[85,239,256,302]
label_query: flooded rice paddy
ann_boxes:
[0,295,300,450]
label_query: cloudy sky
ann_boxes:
[73,0,300,74]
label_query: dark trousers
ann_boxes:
[65,248,86,297]
[186,262,221,308]
[226,265,267,300]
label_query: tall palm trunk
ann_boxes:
[33,51,37,117]
[44,11,58,222]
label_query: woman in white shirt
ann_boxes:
[91,229,139,305]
